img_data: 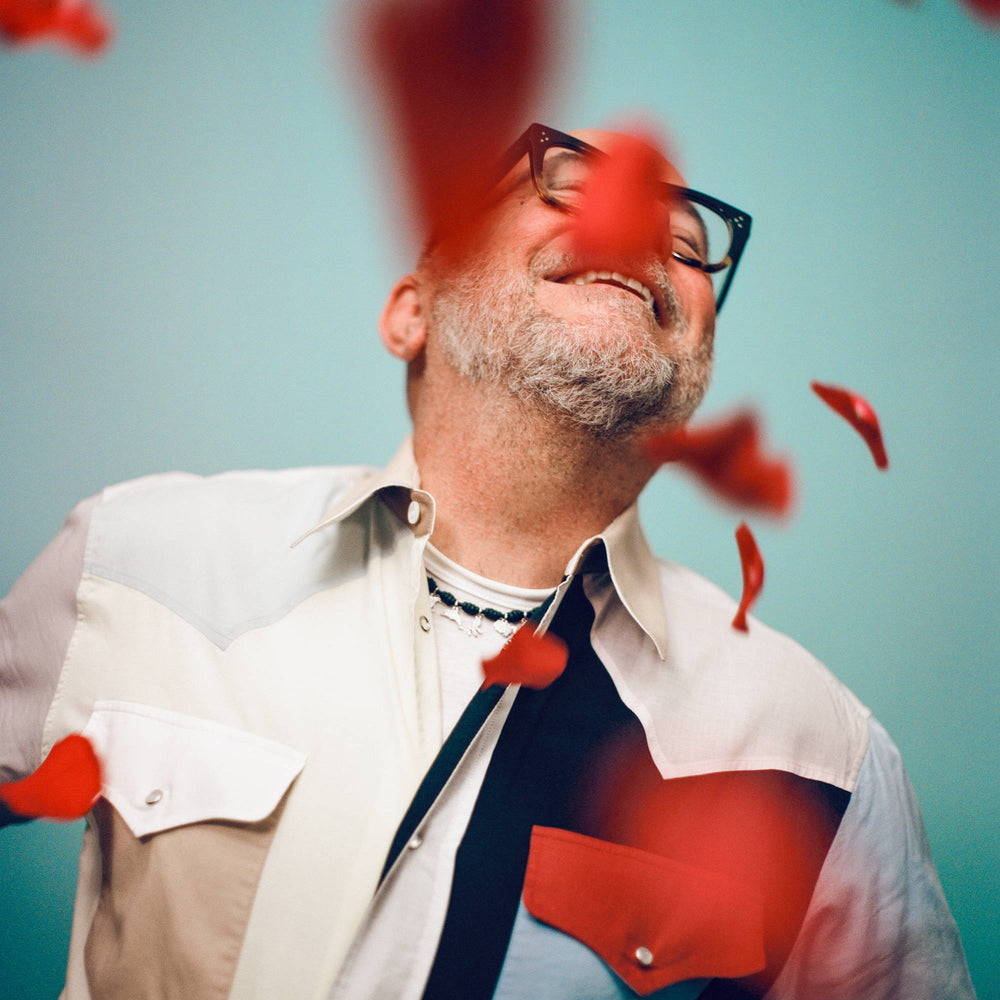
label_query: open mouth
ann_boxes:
[552,270,658,317]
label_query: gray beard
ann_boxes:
[427,250,713,437]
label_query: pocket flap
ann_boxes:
[82,701,306,837]
[523,826,766,995]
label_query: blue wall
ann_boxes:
[2,2,997,997]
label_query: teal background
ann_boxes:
[1,1,997,997]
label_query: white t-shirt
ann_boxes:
[422,543,554,735]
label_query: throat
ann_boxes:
[417,421,651,590]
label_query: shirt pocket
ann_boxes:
[80,701,307,1000]
[518,825,767,997]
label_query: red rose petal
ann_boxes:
[571,131,671,260]
[358,0,552,250]
[0,734,102,820]
[810,381,888,470]
[0,0,58,43]
[960,0,1000,23]
[56,0,110,53]
[482,621,568,690]
[644,410,794,517]
[732,521,764,632]
[0,0,112,55]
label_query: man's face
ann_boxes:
[423,129,717,437]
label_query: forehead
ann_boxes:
[567,129,687,188]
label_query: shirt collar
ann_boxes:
[541,504,669,660]
[293,437,669,659]
[291,436,434,547]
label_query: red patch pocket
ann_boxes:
[523,826,766,995]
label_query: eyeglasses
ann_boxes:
[492,123,752,312]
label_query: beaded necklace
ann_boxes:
[427,575,540,638]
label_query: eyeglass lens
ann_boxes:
[539,145,733,290]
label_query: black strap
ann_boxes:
[421,577,636,1000]
[378,682,505,884]
[378,592,557,884]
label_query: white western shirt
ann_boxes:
[0,440,975,999]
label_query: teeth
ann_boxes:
[570,270,655,311]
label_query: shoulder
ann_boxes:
[90,465,371,532]
[595,557,872,791]
[80,465,376,649]
[655,557,836,677]
[85,465,368,564]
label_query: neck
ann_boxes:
[411,368,656,589]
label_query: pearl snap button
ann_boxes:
[634,946,653,967]
[407,833,423,850]
[419,614,431,632]
[407,500,421,525]
[145,789,164,806]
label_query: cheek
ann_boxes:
[669,262,716,343]
[488,193,578,257]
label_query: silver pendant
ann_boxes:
[493,618,516,639]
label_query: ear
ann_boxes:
[379,274,427,362]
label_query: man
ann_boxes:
[0,124,975,998]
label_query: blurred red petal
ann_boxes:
[960,0,1000,22]
[571,131,669,260]
[0,734,102,820]
[359,0,552,248]
[57,0,110,53]
[810,381,888,470]
[0,0,58,42]
[644,410,794,516]
[482,621,568,690]
[732,521,764,632]
[583,736,843,987]
[0,0,111,55]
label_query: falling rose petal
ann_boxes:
[644,410,794,517]
[56,0,110,53]
[0,0,111,55]
[571,130,672,260]
[732,521,764,632]
[358,0,552,249]
[960,0,1000,23]
[0,734,102,820]
[810,381,888,470]
[0,0,56,43]
[482,621,568,690]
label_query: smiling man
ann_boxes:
[386,128,722,593]
[0,125,975,999]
